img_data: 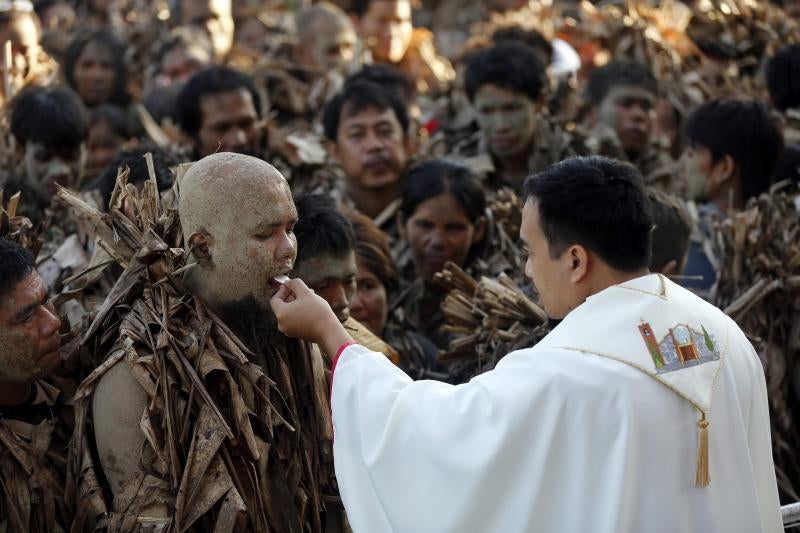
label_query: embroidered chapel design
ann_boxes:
[638,322,720,374]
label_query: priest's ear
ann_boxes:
[188,231,214,267]
[564,244,590,284]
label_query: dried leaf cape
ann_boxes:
[61,166,337,532]
[710,183,800,502]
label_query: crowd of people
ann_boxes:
[1,0,799,530]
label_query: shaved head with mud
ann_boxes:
[180,152,298,312]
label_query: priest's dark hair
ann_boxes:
[766,44,800,112]
[464,42,547,102]
[294,194,356,266]
[0,239,36,299]
[10,86,88,153]
[686,98,783,201]
[585,61,658,106]
[323,79,409,142]
[522,156,653,273]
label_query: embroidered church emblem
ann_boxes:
[638,322,720,374]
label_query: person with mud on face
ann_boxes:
[323,79,412,236]
[0,238,74,532]
[4,86,88,224]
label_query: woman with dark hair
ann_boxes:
[348,210,444,380]
[63,30,130,109]
[391,159,487,356]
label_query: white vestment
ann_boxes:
[331,274,782,533]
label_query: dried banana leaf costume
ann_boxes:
[61,174,336,532]
[0,381,73,533]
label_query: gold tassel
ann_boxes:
[695,411,710,487]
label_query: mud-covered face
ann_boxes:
[180,0,234,60]
[292,251,357,323]
[680,144,714,202]
[356,0,412,63]
[0,272,62,381]
[22,141,85,205]
[473,84,538,160]
[307,22,357,71]
[596,85,656,161]
[196,89,261,158]
[205,180,298,311]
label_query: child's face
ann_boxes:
[680,144,715,201]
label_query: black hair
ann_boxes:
[346,64,416,103]
[348,210,399,294]
[491,26,553,65]
[766,44,800,112]
[401,160,487,266]
[647,189,691,274]
[10,86,88,152]
[64,30,130,108]
[400,159,485,223]
[155,26,212,68]
[86,144,178,211]
[350,0,408,17]
[686,98,783,201]
[294,194,356,266]
[522,156,653,272]
[464,42,547,103]
[585,61,658,106]
[90,104,130,138]
[176,66,262,140]
[0,238,36,300]
[772,143,800,184]
[323,79,410,141]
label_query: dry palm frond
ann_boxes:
[435,262,548,383]
[62,159,335,531]
[711,183,800,502]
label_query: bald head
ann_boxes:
[294,2,357,71]
[179,152,298,312]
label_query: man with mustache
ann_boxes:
[3,85,88,224]
[323,79,412,233]
[0,238,73,531]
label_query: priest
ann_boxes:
[272,156,782,532]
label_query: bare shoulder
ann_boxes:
[92,360,148,499]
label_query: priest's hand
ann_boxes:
[271,278,353,358]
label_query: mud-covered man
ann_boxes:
[88,153,344,531]
[0,238,73,531]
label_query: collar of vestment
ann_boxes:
[535,274,727,486]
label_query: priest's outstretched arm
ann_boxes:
[271,279,584,532]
